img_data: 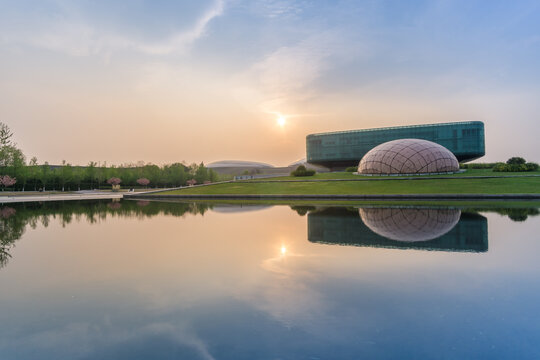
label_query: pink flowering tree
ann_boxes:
[106,177,122,191]
[0,175,16,191]
[107,177,122,185]
[136,178,150,188]
[186,179,197,186]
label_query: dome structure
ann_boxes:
[358,139,459,174]
[359,208,461,242]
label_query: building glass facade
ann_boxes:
[306,121,485,169]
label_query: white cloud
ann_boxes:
[2,0,225,57]
[232,30,358,113]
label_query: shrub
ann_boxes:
[526,162,539,171]
[506,157,526,165]
[493,160,539,172]
[345,166,358,172]
[290,165,315,177]
[460,163,496,169]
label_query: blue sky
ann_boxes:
[0,0,539,165]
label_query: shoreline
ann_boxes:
[0,193,123,204]
[124,193,540,200]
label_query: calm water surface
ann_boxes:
[0,200,539,359]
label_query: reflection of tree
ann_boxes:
[461,207,539,222]
[495,208,539,222]
[0,207,24,268]
[0,200,213,269]
[289,205,317,216]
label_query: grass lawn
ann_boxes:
[157,176,540,195]
[251,169,540,181]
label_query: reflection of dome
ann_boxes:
[358,139,459,174]
[359,208,461,242]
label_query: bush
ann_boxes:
[460,163,496,169]
[526,162,539,171]
[506,157,526,165]
[290,165,315,177]
[493,159,539,172]
[345,166,358,172]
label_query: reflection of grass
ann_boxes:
[132,198,540,209]
[156,176,540,195]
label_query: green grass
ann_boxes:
[252,169,540,181]
[157,176,540,195]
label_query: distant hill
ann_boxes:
[288,158,329,172]
[207,160,275,168]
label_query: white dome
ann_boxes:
[359,208,461,242]
[358,139,459,174]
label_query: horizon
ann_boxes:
[1,0,539,166]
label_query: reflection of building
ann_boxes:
[306,121,485,170]
[308,207,488,252]
[359,207,460,242]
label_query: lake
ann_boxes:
[1,200,539,359]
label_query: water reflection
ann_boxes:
[0,200,212,269]
[308,207,489,252]
[359,207,461,242]
[1,200,540,359]
[1,200,539,269]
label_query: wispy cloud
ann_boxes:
[135,0,225,55]
[233,30,358,114]
[250,0,306,19]
[2,0,225,57]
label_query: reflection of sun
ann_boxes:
[277,115,286,127]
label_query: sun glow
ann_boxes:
[280,246,287,255]
[277,115,286,127]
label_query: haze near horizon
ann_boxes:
[1,0,539,166]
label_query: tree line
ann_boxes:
[0,122,219,191]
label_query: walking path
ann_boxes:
[0,192,124,204]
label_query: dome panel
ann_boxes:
[358,139,459,175]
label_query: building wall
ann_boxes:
[306,121,485,169]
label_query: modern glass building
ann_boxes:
[306,121,485,169]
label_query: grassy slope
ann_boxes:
[252,169,540,181]
[158,176,540,195]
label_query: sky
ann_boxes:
[0,0,539,166]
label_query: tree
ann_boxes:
[28,157,39,190]
[194,162,208,184]
[59,161,73,191]
[0,175,16,191]
[136,178,150,188]
[291,165,315,177]
[71,167,84,191]
[507,157,526,165]
[85,162,97,189]
[0,123,25,173]
[107,177,122,192]
[39,162,51,191]
[0,123,13,147]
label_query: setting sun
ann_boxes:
[277,115,286,127]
